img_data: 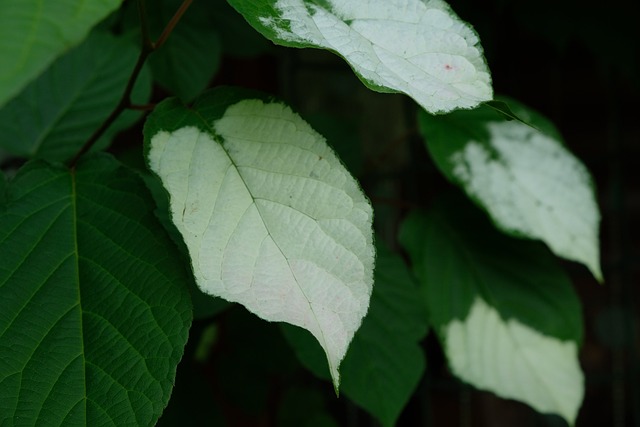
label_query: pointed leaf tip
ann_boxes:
[145,89,375,389]
[419,101,602,280]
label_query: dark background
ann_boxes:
[153,0,640,425]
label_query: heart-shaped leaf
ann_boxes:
[144,87,375,388]
[0,154,192,425]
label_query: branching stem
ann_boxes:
[69,0,192,168]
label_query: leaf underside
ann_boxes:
[144,87,375,389]
[418,101,602,280]
[400,197,584,425]
[228,0,493,113]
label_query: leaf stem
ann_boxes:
[68,0,193,168]
[153,0,193,50]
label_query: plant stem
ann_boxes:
[68,50,148,167]
[154,0,193,50]
[68,0,193,169]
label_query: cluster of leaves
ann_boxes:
[0,0,601,426]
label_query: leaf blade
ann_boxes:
[0,0,123,107]
[418,100,602,280]
[228,0,493,113]
[399,197,584,424]
[283,243,428,426]
[0,154,192,425]
[0,31,151,162]
[144,87,375,388]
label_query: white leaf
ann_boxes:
[450,120,601,280]
[256,0,493,113]
[147,98,375,388]
[445,298,584,425]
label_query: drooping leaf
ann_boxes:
[0,31,151,162]
[144,87,375,389]
[418,99,602,280]
[0,0,123,107]
[0,154,192,425]
[282,243,428,426]
[146,0,222,101]
[227,0,493,114]
[399,196,584,425]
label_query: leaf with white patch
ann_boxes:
[144,87,375,389]
[418,99,602,280]
[400,197,584,425]
[446,298,583,425]
[227,0,493,114]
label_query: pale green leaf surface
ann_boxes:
[0,31,151,162]
[419,101,602,280]
[446,297,583,425]
[228,0,493,113]
[144,88,375,388]
[140,171,231,320]
[399,197,584,425]
[0,0,123,107]
[0,154,192,425]
[282,243,428,426]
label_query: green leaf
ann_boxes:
[0,0,123,107]
[0,154,192,425]
[0,170,5,205]
[305,113,363,177]
[227,0,493,114]
[283,243,428,426]
[399,196,584,425]
[144,87,375,389]
[0,31,151,162]
[418,99,602,280]
[209,0,272,57]
[147,0,222,101]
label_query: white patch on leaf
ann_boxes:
[259,0,492,113]
[148,100,375,388]
[445,298,583,425]
[450,121,601,279]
